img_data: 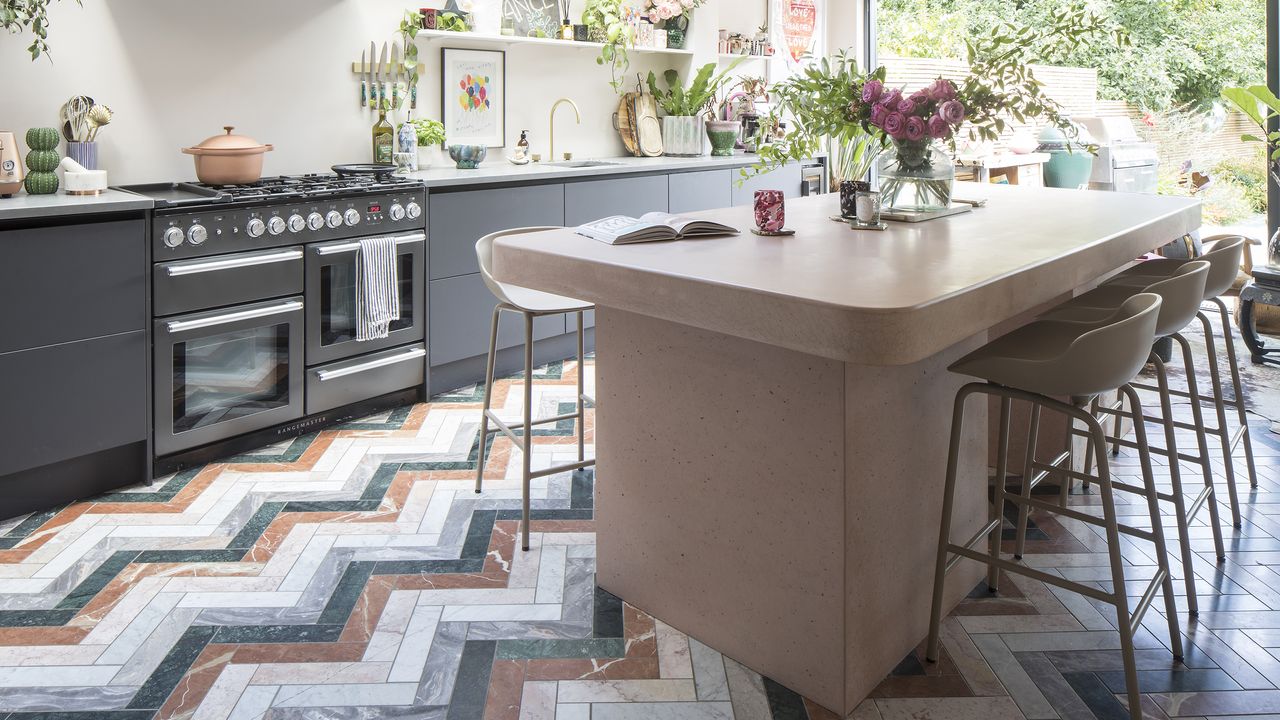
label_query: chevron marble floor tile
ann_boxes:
[4,347,1280,719]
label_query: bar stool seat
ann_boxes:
[928,293,1183,720]
[474,227,596,552]
[1102,235,1258,528]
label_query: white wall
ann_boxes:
[1,0,707,184]
[1,0,860,185]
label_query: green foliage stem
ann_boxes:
[3,0,81,60]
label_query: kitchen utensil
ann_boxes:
[634,85,663,157]
[86,104,112,141]
[181,126,274,185]
[59,156,108,195]
[360,48,368,108]
[62,95,94,142]
[331,163,396,179]
[0,131,23,197]
[368,41,378,108]
[379,42,390,110]
[391,42,401,109]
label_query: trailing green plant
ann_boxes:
[747,51,884,184]
[411,117,446,146]
[646,60,744,118]
[3,0,81,60]
[398,10,422,110]
[438,10,468,32]
[582,0,633,92]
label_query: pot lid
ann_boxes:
[184,126,273,155]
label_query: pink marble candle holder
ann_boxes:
[754,190,785,232]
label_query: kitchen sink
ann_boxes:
[547,160,626,168]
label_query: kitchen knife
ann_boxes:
[391,42,401,110]
[360,48,368,109]
[368,41,378,108]
[379,42,390,112]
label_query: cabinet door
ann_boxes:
[564,175,669,226]
[0,219,145,354]
[429,273,566,366]
[428,184,565,280]
[732,163,805,207]
[0,330,146,476]
[668,169,733,214]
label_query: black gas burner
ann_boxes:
[120,172,421,208]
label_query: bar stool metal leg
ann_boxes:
[1174,332,1228,560]
[1199,311,1244,527]
[1211,296,1259,489]
[1014,404,1041,560]
[521,312,535,552]
[475,306,503,494]
[1151,352,1204,614]
[926,384,979,662]
[577,310,586,465]
[990,396,1012,591]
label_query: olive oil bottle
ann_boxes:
[372,105,394,164]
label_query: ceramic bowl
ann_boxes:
[448,144,487,169]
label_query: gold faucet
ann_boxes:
[549,97,581,162]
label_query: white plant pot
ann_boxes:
[417,146,442,169]
[663,116,706,157]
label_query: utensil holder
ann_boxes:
[66,141,98,170]
[662,116,705,157]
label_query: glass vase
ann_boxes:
[876,139,955,213]
[664,15,689,48]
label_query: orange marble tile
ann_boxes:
[156,643,235,720]
[338,575,395,644]
[530,520,595,533]
[482,659,526,720]
[623,603,657,658]
[227,642,368,664]
[0,626,90,646]
[484,521,517,575]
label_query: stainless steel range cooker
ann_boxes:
[122,174,427,475]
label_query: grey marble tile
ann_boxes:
[415,621,468,706]
[110,607,200,686]
[0,685,138,712]
[463,620,592,640]
[689,638,730,702]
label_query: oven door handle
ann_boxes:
[315,346,428,382]
[163,248,304,277]
[314,232,426,256]
[165,300,304,334]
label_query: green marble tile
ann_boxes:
[126,625,216,709]
[210,623,344,644]
[318,562,374,625]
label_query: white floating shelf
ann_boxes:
[408,28,694,55]
[718,53,770,61]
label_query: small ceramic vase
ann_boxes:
[754,190,785,232]
[448,144,488,169]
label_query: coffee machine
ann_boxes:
[0,132,24,197]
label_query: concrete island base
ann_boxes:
[592,307,990,714]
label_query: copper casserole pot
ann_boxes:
[182,126,273,185]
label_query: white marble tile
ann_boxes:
[556,679,697,703]
[0,644,107,667]
[440,604,561,622]
[535,544,567,605]
[269,681,419,707]
[250,661,391,685]
[227,685,279,720]
[518,680,557,720]
[0,664,121,687]
[655,620,693,679]
[192,662,258,720]
[177,591,303,608]
[388,604,443,682]
[588,701,732,719]
[416,587,537,606]
[555,703,591,720]
[688,638,730,702]
[363,590,420,662]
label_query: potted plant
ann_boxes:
[1221,84,1280,265]
[643,0,704,49]
[751,9,1110,211]
[583,0,633,91]
[647,60,743,157]
[411,118,446,168]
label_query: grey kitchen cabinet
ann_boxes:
[667,169,733,214]
[564,175,668,226]
[429,273,566,366]
[732,162,805,207]
[0,330,146,477]
[0,219,146,354]
[428,184,565,280]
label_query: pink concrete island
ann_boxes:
[491,182,1201,715]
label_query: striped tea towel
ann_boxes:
[355,236,400,341]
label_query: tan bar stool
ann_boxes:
[926,294,1183,720]
[1105,235,1258,527]
[474,227,596,551]
[1043,260,1226,614]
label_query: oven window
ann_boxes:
[172,322,292,434]
[320,253,414,346]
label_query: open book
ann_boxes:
[575,211,738,245]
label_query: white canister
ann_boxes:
[662,115,706,157]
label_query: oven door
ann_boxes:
[154,297,305,457]
[306,232,426,365]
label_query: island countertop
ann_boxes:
[492,182,1201,366]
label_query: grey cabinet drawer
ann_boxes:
[154,246,304,317]
[732,163,805,207]
[0,219,145,353]
[668,169,733,214]
[0,330,147,476]
[307,343,426,414]
[564,175,669,225]
[429,273,565,366]
[428,184,565,280]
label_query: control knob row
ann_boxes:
[162,224,207,247]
